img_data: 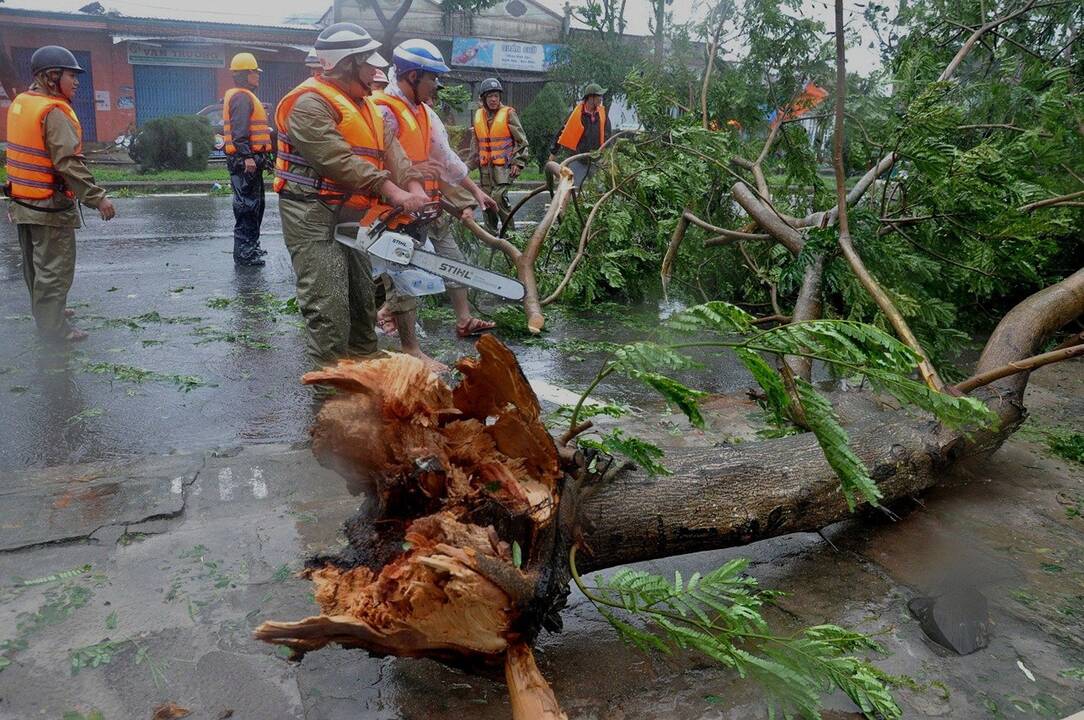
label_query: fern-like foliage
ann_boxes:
[666,300,756,334]
[795,379,883,510]
[576,556,902,719]
[579,428,671,476]
[574,305,996,507]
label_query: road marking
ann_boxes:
[217,467,235,501]
[250,467,268,499]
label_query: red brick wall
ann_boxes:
[1,12,315,145]
[0,19,136,143]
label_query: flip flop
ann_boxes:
[376,310,399,337]
[456,317,497,338]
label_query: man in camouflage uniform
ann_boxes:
[5,45,115,343]
[468,78,530,234]
[274,23,427,369]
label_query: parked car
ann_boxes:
[196,101,274,159]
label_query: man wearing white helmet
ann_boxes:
[273,22,429,372]
[371,68,389,92]
[303,49,321,78]
[371,38,499,354]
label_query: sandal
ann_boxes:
[456,317,497,338]
[63,308,76,319]
[376,307,399,337]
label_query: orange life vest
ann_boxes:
[4,91,81,201]
[473,106,514,166]
[223,87,272,154]
[273,76,397,226]
[372,90,440,201]
[556,102,606,152]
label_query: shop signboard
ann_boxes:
[127,43,226,68]
[450,38,561,72]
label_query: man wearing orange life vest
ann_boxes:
[549,83,611,186]
[468,78,529,234]
[223,52,272,267]
[372,39,499,353]
[274,22,428,370]
[4,45,115,343]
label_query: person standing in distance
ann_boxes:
[223,52,272,267]
[4,45,115,343]
[549,83,611,186]
[468,78,529,234]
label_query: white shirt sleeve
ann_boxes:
[378,105,400,138]
[425,106,469,185]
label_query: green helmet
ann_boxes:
[582,82,606,99]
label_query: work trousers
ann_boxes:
[228,156,266,264]
[17,223,76,340]
[279,197,378,368]
[382,221,470,315]
[481,180,514,235]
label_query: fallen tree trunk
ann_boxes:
[257,268,1083,717]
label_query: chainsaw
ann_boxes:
[333,202,525,301]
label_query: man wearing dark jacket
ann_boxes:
[223,52,272,266]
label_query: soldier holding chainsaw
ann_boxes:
[273,22,429,370]
[372,39,500,350]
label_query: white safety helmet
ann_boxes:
[304,48,320,69]
[392,39,450,75]
[314,22,387,72]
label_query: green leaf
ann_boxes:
[734,348,791,424]
[105,610,117,630]
[612,341,702,374]
[579,428,671,476]
[795,379,882,509]
[512,541,522,569]
[666,301,755,334]
[626,370,707,429]
[862,367,997,430]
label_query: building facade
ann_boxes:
[330,0,567,114]
[0,7,318,143]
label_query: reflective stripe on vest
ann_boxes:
[372,91,439,201]
[273,77,391,222]
[556,102,606,152]
[223,87,272,154]
[473,106,514,166]
[4,92,81,201]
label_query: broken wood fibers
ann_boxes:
[255,335,569,720]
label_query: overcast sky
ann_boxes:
[7,0,889,69]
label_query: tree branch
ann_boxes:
[701,18,725,130]
[1019,189,1084,213]
[732,182,805,254]
[955,343,1084,394]
[832,0,945,392]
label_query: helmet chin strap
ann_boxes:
[405,70,422,104]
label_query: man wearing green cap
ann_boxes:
[549,83,611,185]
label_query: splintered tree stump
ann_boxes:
[255,336,580,718]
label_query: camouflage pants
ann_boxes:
[279,197,377,368]
[17,223,76,340]
[481,181,514,235]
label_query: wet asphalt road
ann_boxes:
[1,194,310,469]
[0,193,755,471]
